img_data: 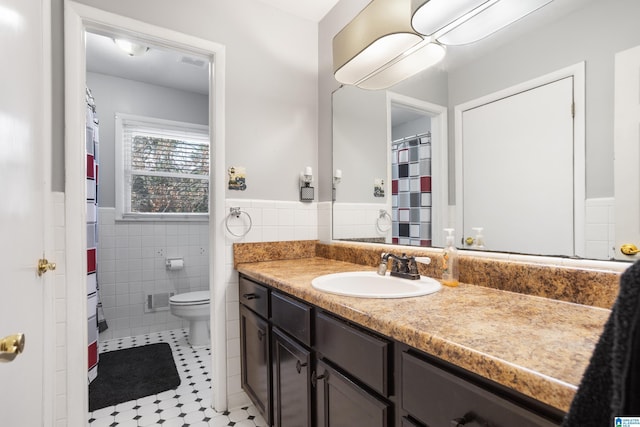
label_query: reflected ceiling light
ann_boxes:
[333,0,445,90]
[411,0,553,46]
[113,38,149,56]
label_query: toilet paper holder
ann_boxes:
[166,258,184,270]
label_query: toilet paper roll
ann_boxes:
[166,258,184,270]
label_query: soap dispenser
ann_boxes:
[442,228,459,287]
[471,227,485,249]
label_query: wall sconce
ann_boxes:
[333,0,445,90]
[300,166,314,202]
[411,0,553,45]
[332,169,342,201]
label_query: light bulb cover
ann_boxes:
[333,0,440,89]
[411,0,553,46]
[114,38,149,56]
[357,42,446,90]
[411,0,492,36]
[437,0,553,45]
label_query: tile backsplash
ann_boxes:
[585,197,615,260]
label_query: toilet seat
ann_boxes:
[170,291,210,306]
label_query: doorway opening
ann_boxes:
[64,3,227,425]
[387,92,448,248]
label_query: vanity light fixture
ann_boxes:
[411,0,554,46]
[300,166,314,202]
[113,38,150,56]
[332,169,342,201]
[333,0,446,90]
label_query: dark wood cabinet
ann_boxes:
[400,417,423,427]
[400,350,560,427]
[239,274,563,427]
[240,302,271,424]
[315,359,391,427]
[272,327,313,427]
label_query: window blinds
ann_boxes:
[120,117,209,214]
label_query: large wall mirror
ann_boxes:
[332,0,640,261]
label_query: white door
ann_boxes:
[0,0,52,425]
[459,77,574,255]
[614,44,640,261]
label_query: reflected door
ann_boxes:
[460,77,574,255]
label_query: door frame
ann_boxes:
[386,92,448,247]
[454,62,586,257]
[64,2,227,425]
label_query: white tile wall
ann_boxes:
[97,208,210,340]
[224,199,318,408]
[585,198,615,260]
[332,202,391,242]
[53,192,68,427]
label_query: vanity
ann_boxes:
[234,241,618,427]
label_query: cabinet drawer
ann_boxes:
[271,291,312,346]
[401,351,559,427]
[239,275,269,318]
[315,311,390,396]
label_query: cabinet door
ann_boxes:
[240,305,271,424]
[315,360,390,427]
[272,327,312,427]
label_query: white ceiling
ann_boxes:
[86,32,210,95]
[254,0,341,22]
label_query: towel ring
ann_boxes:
[376,209,392,233]
[225,207,253,238]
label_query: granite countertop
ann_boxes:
[235,256,610,413]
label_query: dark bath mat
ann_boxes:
[89,342,181,412]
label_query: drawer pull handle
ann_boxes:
[243,293,258,300]
[296,360,308,374]
[311,370,328,387]
[451,413,489,427]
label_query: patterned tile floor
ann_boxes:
[88,328,267,427]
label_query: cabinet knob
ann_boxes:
[311,370,328,387]
[257,329,265,341]
[296,359,308,374]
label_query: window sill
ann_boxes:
[116,213,209,222]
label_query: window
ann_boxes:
[116,114,209,220]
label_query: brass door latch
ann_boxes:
[0,333,25,363]
[37,258,56,276]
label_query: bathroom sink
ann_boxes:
[311,271,441,299]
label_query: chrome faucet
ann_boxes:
[377,252,420,280]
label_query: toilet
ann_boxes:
[169,291,210,347]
